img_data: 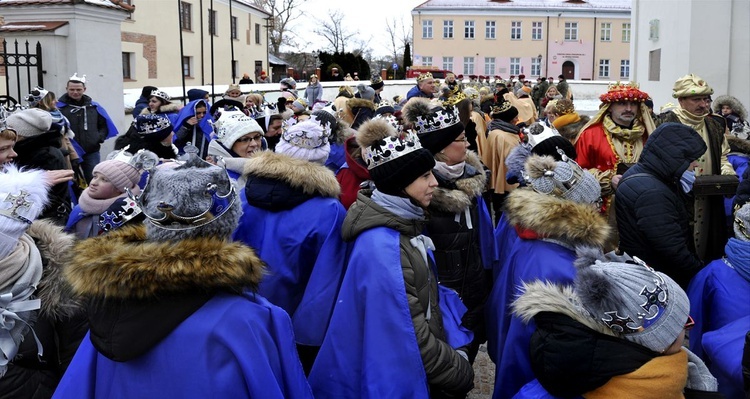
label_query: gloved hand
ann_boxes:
[685,347,718,392]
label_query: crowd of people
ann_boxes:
[0,69,749,399]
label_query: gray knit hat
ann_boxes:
[734,203,750,241]
[6,108,53,138]
[574,252,690,353]
[524,153,601,205]
[137,156,241,241]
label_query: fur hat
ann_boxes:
[733,203,750,242]
[0,164,50,258]
[402,98,463,154]
[574,251,690,353]
[672,74,713,99]
[490,101,519,123]
[6,108,53,138]
[214,110,264,149]
[357,83,376,102]
[134,114,173,142]
[276,117,331,164]
[524,153,601,205]
[137,156,240,241]
[357,118,435,196]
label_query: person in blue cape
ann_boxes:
[131,86,157,117]
[485,151,609,399]
[207,110,265,186]
[173,98,212,158]
[700,316,750,399]
[309,118,475,398]
[53,155,312,399]
[232,116,348,373]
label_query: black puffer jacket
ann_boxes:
[58,94,109,154]
[616,122,706,288]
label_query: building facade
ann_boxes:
[411,0,631,81]
[121,0,270,90]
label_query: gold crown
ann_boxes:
[417,72,433,83]
[443,90,467,107]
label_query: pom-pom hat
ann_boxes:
[214,110,264,149]
[523,152,601,206]
[599,82,650,104]
[402,98,463,154]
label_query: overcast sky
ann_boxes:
[286,0,425,58]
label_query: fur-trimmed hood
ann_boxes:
[139,102,181,116]
[728,135,750,155]
[242,150,340,199]
[26,219,83,320]
[429,151,487,213]
[713,95,747,120]
[504,188,611,248]
[65,225,265,299]
[345,98,376,112]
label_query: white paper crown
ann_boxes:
[68,72,86,84]
[25,86,49,107]
[150,89,171,101]
[411,105,461,136]
[363,130,423,170]
[526,122,560,149]
[281,118,329,149]
[135,114,172,135]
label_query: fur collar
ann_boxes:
[504,188,611,248]
[512,280,615,337]
[346,98,376,111]
[728,135,750,155]
[242,151,340,198]
[26,219,83,320]
[139,103,181,115]
[429,151,487,213]
[65,225,265,299]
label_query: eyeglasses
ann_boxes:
[236,135,263,143]
[453,137,468,143]
[684,315,695,331]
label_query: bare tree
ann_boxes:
[251,0,304,56]
[313,10,359,54]
[385,17,413,65]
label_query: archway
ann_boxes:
[562,61,575,80]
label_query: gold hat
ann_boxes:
[417,72,433,83]
[672,74,713,98]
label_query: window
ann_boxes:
[182,56,193,77]
[443,20,453,39]
[532,21,543,40]
[422,20,433,39]
[255,23,261,44]
[464,20,474,39]
[179,1,192,31]
[442,56,453,72]
[122,52,132,79]
[231,16,238,40]
[600,22,611,42]
[509,58,520,76]
[422,56,433,67]
[531,57,541,77]
[485,21,496,39]
[208,9,217,36]
[620,60,630,79]
[564,22,578,41]
[599,59,610,78]
[463,57,474,75]
[484,57,495,75]
[511,21,522,40]
[648,49,661,81]
[622,23,631,42]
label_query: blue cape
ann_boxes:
[232,192,348,346]
[309,227,472,398]
[172,99,214,141]
[57,99,119,141]
[64,205,87,232]
[701,315,750,399]
[52,291,313,399]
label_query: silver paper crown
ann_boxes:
[99,197,143,232]
[411,105,461,136]
[363,130,423,170]
[0,190,35,224]
[25,86,49,107]
[150,89,171,101]
[281,118,329,149]
[135,114,172,135]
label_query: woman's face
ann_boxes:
[404,170,438,208]
[0,138,17,165]
[148,97,162,112]
[441,132,469,165]
[547,87,559,97]
[231,132,263,158]
[309,76,318,84]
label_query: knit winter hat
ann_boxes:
[276,117,331,164]
[524,153,601,205]
[574,252,690,353]
[370,74,384,91]
[733,203,750,242]
[214,110,264,149]
[672,74,713,99]
[280,77,297,90]
[357,118,435,196]
[6,108,53,138]
[137,156,240,241]
[490,101,519,123]
[402,97,463,155]
[134,114,173,142]
[357,83,376,102]
[93,160,141,193]
[0,164,49,258]
[290,98,308,113]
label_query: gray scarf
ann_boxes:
[371,189,424,220]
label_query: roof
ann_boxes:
[414,0,630,12]
[269,54,288,66]
[0,0,133,12]
[0,20,69,32]
[232,0,272,17]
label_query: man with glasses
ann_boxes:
[657,74,736,262]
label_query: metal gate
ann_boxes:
[0,40,44,108]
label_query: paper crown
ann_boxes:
[68,72,86,84]
[417,72,433,83]
[99,197,143,232]
[410,104,461,136]
[150,89,171,102]
[24,86,49,107]
[554,99,576,115]
[373,114,401,132]
[443,88,467,107]
[106,145,160,171]
[134,114,172,135]
[599,82,650,103]
[281,117,330,150]
[363,130,424,170]
[490,101,514,116]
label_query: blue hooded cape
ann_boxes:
[52,292,313,399]
[701,315,750,399]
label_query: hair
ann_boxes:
[268,114,283,124]
[245,93,264,107]
[35,91,58,112]
[0,128,18,141]
[456,98,473,128]
[150,95,169,106]
[67,80,85,88]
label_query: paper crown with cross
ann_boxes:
[0,164,49,258]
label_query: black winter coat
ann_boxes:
[616,122,707,288]
[58,94,109,154]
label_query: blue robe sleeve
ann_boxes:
[701,315,750,399]
[477,196,495,271]
[309,227,430,399]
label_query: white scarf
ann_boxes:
[434,161,465,181]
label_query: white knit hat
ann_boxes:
[0,164,49,258]
[214,111,264,149]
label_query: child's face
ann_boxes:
[0,138,17,165]
[88,172,122,199]
[227,90,242,98]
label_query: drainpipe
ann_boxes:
[592,16,597,80]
